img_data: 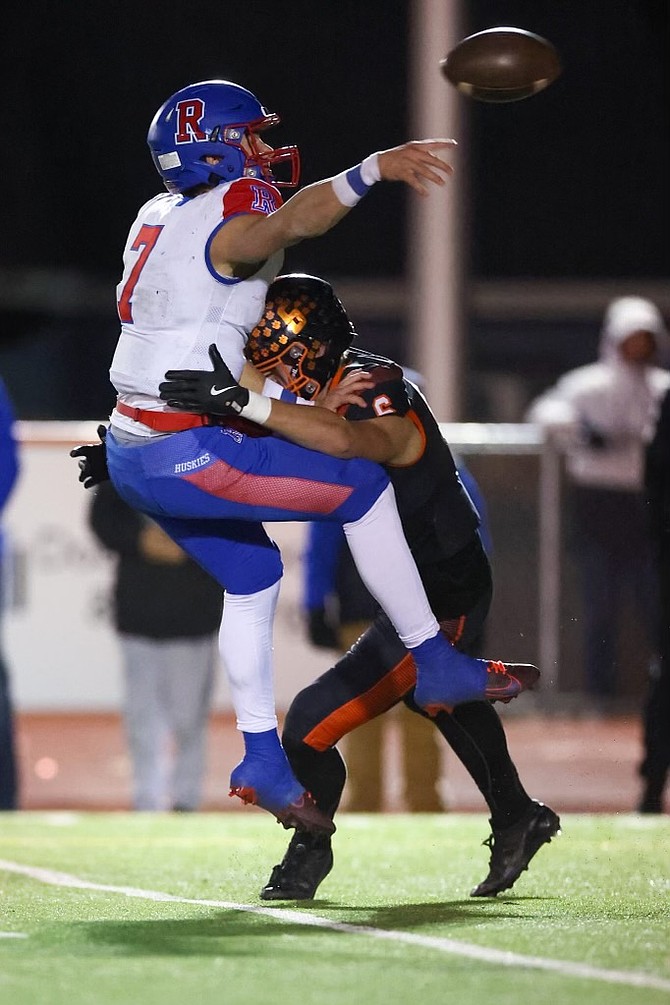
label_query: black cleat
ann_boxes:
[638,789,664,814]
[638,773,666,814]
[260,830,334,901]
[470,800,561,897]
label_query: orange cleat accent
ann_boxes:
[229,785,258,806]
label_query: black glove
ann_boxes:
[70,424,110,489]
[158,344,250,416]
[307,607,339,649]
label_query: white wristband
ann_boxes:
[240,390,272,425]
[360,152,382,185]
[331,153,381,207]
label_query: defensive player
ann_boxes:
[168,273,559,899]
[85,78,527,835]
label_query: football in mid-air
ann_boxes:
[440,27,561,102]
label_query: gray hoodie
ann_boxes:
[526,297,670,491]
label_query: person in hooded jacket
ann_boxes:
[526,296,670,706]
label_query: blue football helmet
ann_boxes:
[246,274,357,400]
[147,80,301,195]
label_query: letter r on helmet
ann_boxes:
[175,99,207,143]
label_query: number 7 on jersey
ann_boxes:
[117,224,163,324]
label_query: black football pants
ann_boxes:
[283,578,532,828]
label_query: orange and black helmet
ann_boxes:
[245,274,356,399]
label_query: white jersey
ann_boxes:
[110,177,284,436]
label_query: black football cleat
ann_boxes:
[260,830,334,901]
[470,800,561,897]
[638,780,665,814]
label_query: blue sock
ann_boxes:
[242,728,284,757]
[413,633,489,706]
[412,633,454,670]
[231,729,304,812]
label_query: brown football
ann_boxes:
[440,27,561,102]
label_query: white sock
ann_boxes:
[218,581,281,733]
[343,484,439,648]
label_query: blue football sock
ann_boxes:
[230,729,304,813]
[413,634,489,707]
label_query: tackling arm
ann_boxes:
[240,362,417,462]
[159,346,422,464]
[262,397,417,465]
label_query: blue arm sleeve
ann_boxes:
[303,521,345,612]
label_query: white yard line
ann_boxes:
[1,859,668,993]
[0,932,28,939]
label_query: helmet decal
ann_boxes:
[174,98,207,143]
[275,303,308,336]
[157,151,182,171]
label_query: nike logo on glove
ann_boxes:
[210,385,231,396]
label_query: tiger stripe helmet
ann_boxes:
[246,274,356,399]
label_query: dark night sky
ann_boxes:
[2,0,668,282]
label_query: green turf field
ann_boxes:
[0,811,668,1005]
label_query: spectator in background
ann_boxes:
[527,296,670,709]
[303,456,492,813]
[89,482,223,811]
[640,386,670,812]
[0,376,19,809]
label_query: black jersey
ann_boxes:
[338,348,480,568]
